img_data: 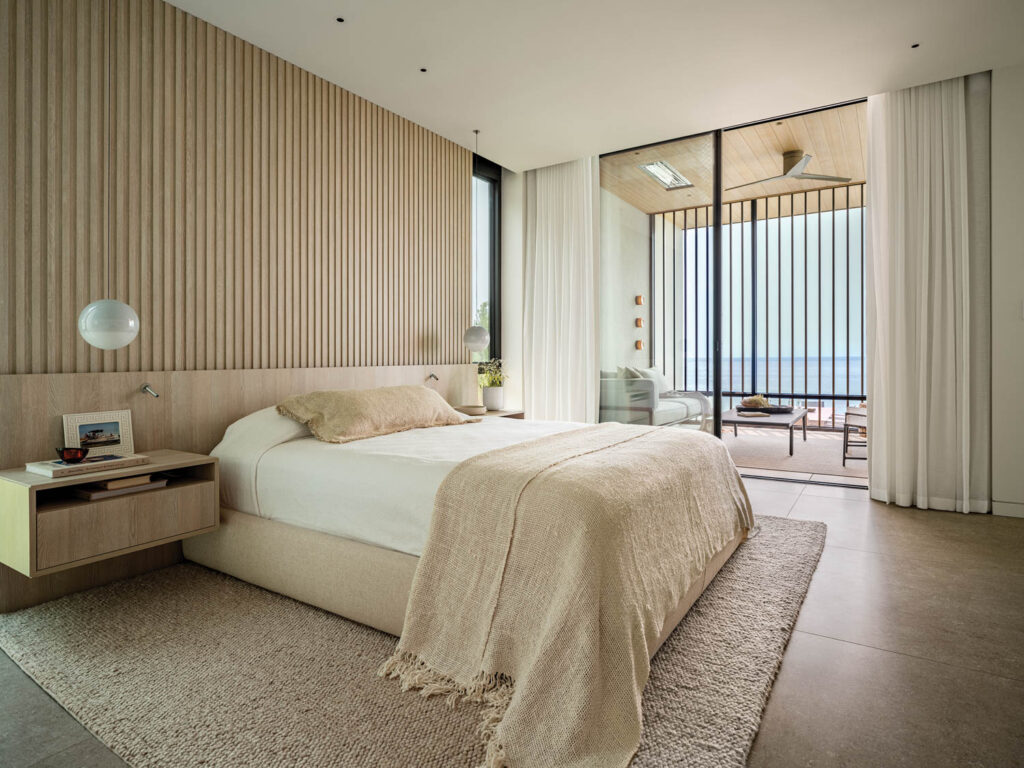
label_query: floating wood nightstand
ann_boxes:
[0,449,218,578]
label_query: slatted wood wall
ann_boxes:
[0,0,472,375]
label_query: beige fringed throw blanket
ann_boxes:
[381,423,753,767]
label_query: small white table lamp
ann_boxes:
[457,326,490,415]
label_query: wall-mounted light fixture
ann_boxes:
[140,383,160,398]
[635,295,644,306]
[78,0,140,352]
[635,318,644,328]
[635,340,644,351]
[463,325,490,354]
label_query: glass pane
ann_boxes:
[723,102,866,426]
[598,134,715,431]
[471,175,494,362]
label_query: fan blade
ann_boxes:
[725,174,786,191]
[794,172,852,183]
[783,154,812,177]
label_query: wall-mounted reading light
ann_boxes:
[140,383,160,398]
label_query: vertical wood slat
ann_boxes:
[0,0,477,376]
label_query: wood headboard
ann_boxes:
[0,365,478,469]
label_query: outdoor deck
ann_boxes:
[722,425,867,485]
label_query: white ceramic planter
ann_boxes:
[482,386,504,411]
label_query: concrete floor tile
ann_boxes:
[795,545,1024,680]
[27,738,125,768]
[748,631,1024,768]
[800,483,871,501]
[743,477,807,496]
[788,495,1024,572]
[0,654,95,768]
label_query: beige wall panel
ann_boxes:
[0,364,478,469]
[0,0,472,375]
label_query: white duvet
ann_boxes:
[212,408,579,556]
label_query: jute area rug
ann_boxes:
[0,515,825,768]
[723,427,868,479]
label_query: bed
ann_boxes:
[185,413,583,634]
[184,409,746,648]
[184,395,752,766]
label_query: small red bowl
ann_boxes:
[57,447,89,463]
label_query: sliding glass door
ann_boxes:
[598,100,867,458]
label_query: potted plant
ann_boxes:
[478,359,506,411]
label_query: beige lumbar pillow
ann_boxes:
[277,385,478,444]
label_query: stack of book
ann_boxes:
[25,454,151,479]
[71,473,168,500]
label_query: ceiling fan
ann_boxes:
[726,149,851,191]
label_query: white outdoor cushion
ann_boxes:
[652,399,700,425]
[636,367,671,394]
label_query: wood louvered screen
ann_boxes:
[0,0,472,374]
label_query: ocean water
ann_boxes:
[670,356,865,416]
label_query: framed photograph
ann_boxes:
[63,410,135,457]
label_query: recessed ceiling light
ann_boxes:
[335,17,344,23]
[911,42,920,48]
[638,160,693,190]
[420,67,428,73]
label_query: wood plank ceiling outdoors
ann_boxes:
[600,101,866,217]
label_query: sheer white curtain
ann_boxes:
[523,157,600,422]
[866,72,991,512]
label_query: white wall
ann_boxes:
[500,168,525,412]
[991,63,1024,517]
[599,189,650,372]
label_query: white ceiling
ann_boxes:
[167,0,1024,172]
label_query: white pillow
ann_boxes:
[636,366,671,394]
[212,406,311,514]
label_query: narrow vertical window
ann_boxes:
[472,155,501,361]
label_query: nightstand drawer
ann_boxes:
[36,480,216,571]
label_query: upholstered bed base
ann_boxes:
[183,507,747,657]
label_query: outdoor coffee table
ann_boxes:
[722,407,809,456]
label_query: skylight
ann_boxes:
[638,160,693,190]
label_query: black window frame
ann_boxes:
[472,154,502,360]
